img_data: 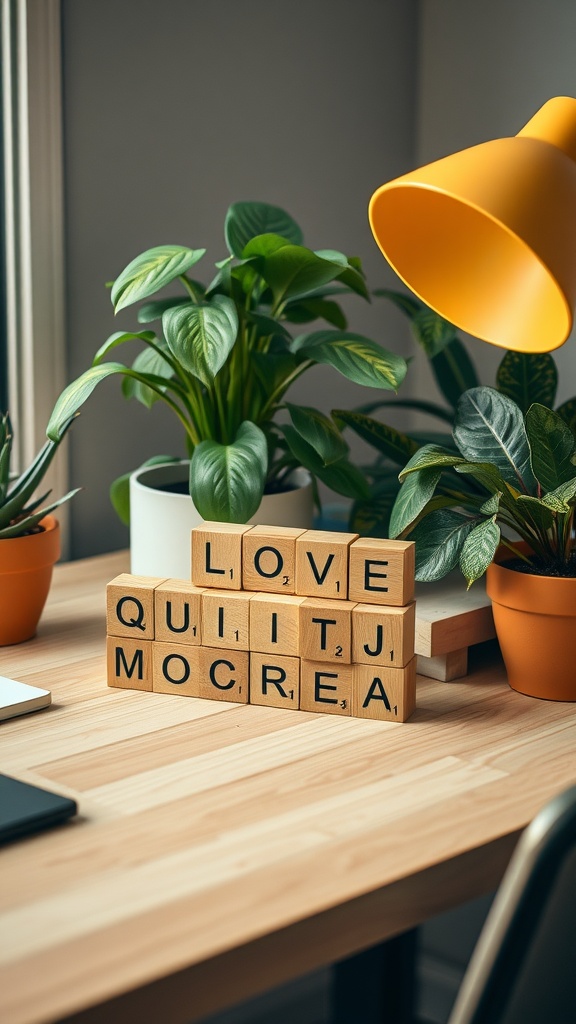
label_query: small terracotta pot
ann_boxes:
[486,543,576,701]
[0,515,60,646]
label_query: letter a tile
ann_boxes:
[353,658,416,722]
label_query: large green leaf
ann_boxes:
[496,351,558,413]
[541,477,576,512]
[431,339,479,409]
[189,421,268,522]
[332,410,418,465]
[398,443,465,481]
[137,296,193,323]
[285,403,348,465]
[255,245,352,305]
[409,509,475,582]
[389,466,442,538]
[411,307,458,358]
[514,495,555,532]
[250,350,299,400]
[162,295,238,387]
[122,344,174,408]
[46,363,128,440]
[453,461,513,499]
[283,297,347,329]
[453,387,536,492]
[111,245,206,313]
[459,518,501,587]
[92,330,157,365]
[225,202,303,258]
[525,403,576,491]
[281,425,370,500]
[293,330,407,391]
[555,397,576,434]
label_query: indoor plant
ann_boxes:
[388,385,576,700]
[46,200,407,535]
[0,412,79,645]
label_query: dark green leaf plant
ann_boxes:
[340,290,576,537]
[388,385,576,587]
[47,201,408,524]
[0,412,79,538]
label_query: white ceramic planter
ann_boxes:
[129,461,314,578]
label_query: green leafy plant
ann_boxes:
[338,290,576,537]
[46,201,408,524]
[388,385,576,585]
[0,413,79,538]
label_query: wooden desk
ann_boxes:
[1,552,575,1024]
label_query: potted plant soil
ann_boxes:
[0,413,79,645]
[389,385,576,701]
[47,200,407,577]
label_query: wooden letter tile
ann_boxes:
[352,602,415,668]
[295,530,358,599]
[201,591,253,650]
[154,580,204,645]
[300,660,353,716]
[348,538,415,607]
[198,647,249,703]
[352,658,416,722]
[249,593,306,656]
[249,652,300,710]
[191,522,253,591]
[153,642,201,697]
[106,636,153,691]
[299,598,356,664]
[242,525,306,594]
[106,573,167,640]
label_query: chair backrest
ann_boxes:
[448,785,576,1024]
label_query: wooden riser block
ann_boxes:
[107,637,154,691]
[242,526,306,594]
[191,522,253,591]
[299,598,356,664]
[249,594,306,656]
[348,538,415,607]
[353,659,416,722]
[352,602,415,669]
[300,660,353,717]
[154,580,204,645]
[295,530,358,600]
[201,590,253,650]
[249,653,300,710]
[107,573,167,640]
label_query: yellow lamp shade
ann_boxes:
[369,97,576,352]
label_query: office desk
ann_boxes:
[1,552,575,1024]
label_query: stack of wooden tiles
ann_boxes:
[106,524,417,722]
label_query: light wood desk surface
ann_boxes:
[1,551,576,1024]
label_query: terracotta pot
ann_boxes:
[129,462,314,578]
[0,515,60,646]
[486,543,576,701]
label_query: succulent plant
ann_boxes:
[0,413,79,538]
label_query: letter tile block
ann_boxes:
[107,636,153,691]
[348,538,415,607]
[242,525,306,594]
[250,652,300,710]
[106,573,166,640]
[198,647,249,703]
[299,598,356,664]
[295,530,358,599]
[191,522,254,591]
[352,602,415,669]
[249,593,306,656]
[154,580,204,645]
[300,660,353,716]
[153,642,201,697]
[353,658,416,722]
[201,590,253,650]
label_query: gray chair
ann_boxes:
[448,785,576,1024]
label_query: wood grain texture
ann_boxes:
[249,652,300,710]
[154,580,204,645]
[299,598,356,664]
[348,538,415,607]
[352,602,415,669]
[2,552,576,1024]
[295,530,358,599]
[242,525,306,594]
[249,593,306,656]
[191,522,253,591]
[415,575,495,658]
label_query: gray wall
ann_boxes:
[62,0,419,557]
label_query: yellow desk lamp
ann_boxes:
[369,96,576,353]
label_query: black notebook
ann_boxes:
[0,773,77,844]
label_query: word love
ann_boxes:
[106,524,417,722]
